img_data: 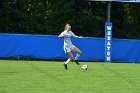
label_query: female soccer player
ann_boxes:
[58,23,82,69]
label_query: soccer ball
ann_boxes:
[82,65,88,70]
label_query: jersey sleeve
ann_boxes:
[71,31,76,37]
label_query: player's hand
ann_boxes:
[78,36,83,38]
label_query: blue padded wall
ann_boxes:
[0,34,140,63]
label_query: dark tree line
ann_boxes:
[0,0,140,39]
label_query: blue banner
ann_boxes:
[105,22,112,62]
[0,34,140,63]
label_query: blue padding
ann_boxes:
[0,34,140,63]
[112,39,140,63]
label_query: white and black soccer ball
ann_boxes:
[82,65,88,70]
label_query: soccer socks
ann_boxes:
[64,54,80,65]
[74,54,80,61]
[65,58,71,64]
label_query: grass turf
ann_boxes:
[0,60,140,93]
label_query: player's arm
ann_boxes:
[74,35,83,38]
[71,32,83,38]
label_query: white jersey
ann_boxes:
[60,30,75,46]
[59,30,76,53]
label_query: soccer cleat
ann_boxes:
[75,60,80,65]
[63,63,68,70]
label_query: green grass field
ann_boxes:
[0,60,140,93]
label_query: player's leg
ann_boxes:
[64,47,74,64]
[65,52,74,64]
[63,52,74,69]
[72,47,81,65]
[63,46,74,69]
